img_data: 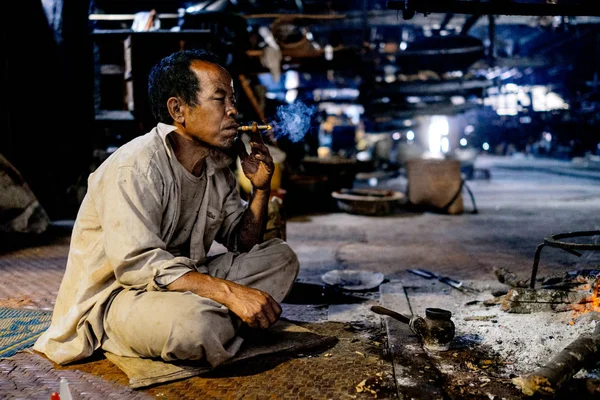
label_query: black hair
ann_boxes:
[147,49,222,124]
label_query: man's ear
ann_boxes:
[167,97,185,124]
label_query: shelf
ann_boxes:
[92,28,212,37]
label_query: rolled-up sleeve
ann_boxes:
[97,165,195,291]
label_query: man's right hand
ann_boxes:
[223,282,282,329]
[167,271,282,329]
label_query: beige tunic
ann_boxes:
[34,123,248,365]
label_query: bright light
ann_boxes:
[186,5,203,13]
[520,116,532,123]
[450,96,465,105]
[482,142,490,151]
[544,132,552,142]
[531,86,569,111]
[500,69,519,80]
[284,70,299,90]
[517,88,531,107]
[285,89,298,103]
[545,92,569,110]
[317,147,331,158]
[392,132,401,140]
[313,88,360,101]
[485,83,569,115]
[430,116,449,136]
[496,107,519,116]
[460,138,467,146]
[406,130,415,141]
[464,125,474,135]
[324,44,334,61]
[356,151,370,161]
[368,177,378,187]
[399,41,408,51]
[441,137,450,153]
[428,115,449,155]
[485,68,501,80]
[317,103,364,125]
[505,83,518,92]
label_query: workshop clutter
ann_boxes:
[405,158,464,214]
[406,158,478,215]
[0,153,51,234]
[48,377,73,400]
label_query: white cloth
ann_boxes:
[34,123,249,365]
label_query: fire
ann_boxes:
[570,277,600,316]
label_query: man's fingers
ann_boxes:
[250,125,265,144]
[255,298,281,329]
[231,287,281,329]
[250,143,273,164]
[257,313,271,329]
[263,303,278,326]
[250,142,269,154]
[247,319,260,329]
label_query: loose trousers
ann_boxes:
[101,238,299,367]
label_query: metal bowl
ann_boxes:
[331,188,406,216]
[321,269,385,291]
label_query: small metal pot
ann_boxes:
[409,308,456,351]
[371,305,455,351]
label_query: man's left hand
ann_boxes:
[236,122,274,191]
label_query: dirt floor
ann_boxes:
[2,154,600,399]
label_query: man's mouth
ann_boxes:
[223,125,239,134]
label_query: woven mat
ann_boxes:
[0,307,51,358]
[106,319,337,388]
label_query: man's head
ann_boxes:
[148,49,239,149]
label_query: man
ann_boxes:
[34,49,300,367]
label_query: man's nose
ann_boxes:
[226,107,238,118]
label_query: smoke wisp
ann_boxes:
[271,101,317,143]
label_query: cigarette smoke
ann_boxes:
[271,101,317,143]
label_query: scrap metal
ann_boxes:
[529,230,600,289]
[407,268,480,294]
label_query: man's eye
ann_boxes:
[214,98,225,102]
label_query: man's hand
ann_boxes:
[224,282,282,329]
[167,272,282,329]
[236,122,274,191]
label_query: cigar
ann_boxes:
[237,124,272,131]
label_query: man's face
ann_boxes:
[179,60,239,149]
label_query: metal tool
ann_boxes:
[238,124,272,131]
[371,305,411,324]
[407,268,480,294]
[371,305,456,351]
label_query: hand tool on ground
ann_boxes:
[406,268,480,294]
